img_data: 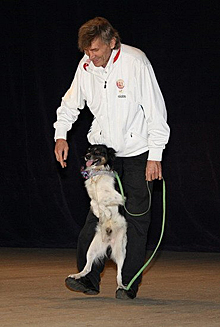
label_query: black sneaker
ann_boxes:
[115,288,136,300]
[65,277,99,295]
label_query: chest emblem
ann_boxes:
[116,79,125,89]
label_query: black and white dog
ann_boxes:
[68,144,127,290]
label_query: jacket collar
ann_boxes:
[83,48,121,72]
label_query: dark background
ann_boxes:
[1,0,219,251]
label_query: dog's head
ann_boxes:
[85,144,116,169]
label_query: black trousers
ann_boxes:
[76,151,153,293]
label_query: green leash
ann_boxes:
[114,172,166,291]
[114,172,152,217]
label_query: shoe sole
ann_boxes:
[115,289,136,300]
[65,277,99,295]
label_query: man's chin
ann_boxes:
[92,60,102,67]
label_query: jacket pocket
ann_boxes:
[87,118,103,144]
[87,129,103,144]
[130,131,148,142]
[124,130,148,155]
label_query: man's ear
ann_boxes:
[110,37,116,49]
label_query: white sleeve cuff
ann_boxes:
[54,127,68,141]
[148,148,163,161]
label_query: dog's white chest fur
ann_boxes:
[86,174,123,208]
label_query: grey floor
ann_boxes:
[1,248,220,327]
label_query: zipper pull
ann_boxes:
[104,81,107,88]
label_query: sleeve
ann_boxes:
[53,65,85,141]
[138,62,170,161]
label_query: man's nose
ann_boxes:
[88,51,95,60]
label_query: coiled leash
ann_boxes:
[114,172,166,291]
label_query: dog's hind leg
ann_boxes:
[111,230,127,289]
[69,232,107,279]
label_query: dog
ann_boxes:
[68,144,127,290]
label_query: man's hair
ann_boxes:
[78,17,121,52]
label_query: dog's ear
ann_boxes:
[107,147,116,161]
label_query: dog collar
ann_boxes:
[81,168,115,180]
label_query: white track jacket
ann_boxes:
[54,44,170,161]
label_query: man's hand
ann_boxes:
[146,160,162,181]
[54,139,69,168]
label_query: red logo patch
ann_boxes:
[116,79,125,89]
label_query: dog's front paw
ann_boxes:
[68,273,80,280]
[119,194,125,205]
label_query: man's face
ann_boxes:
[84,37,116,68]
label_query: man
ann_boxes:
[54,17,170,299]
